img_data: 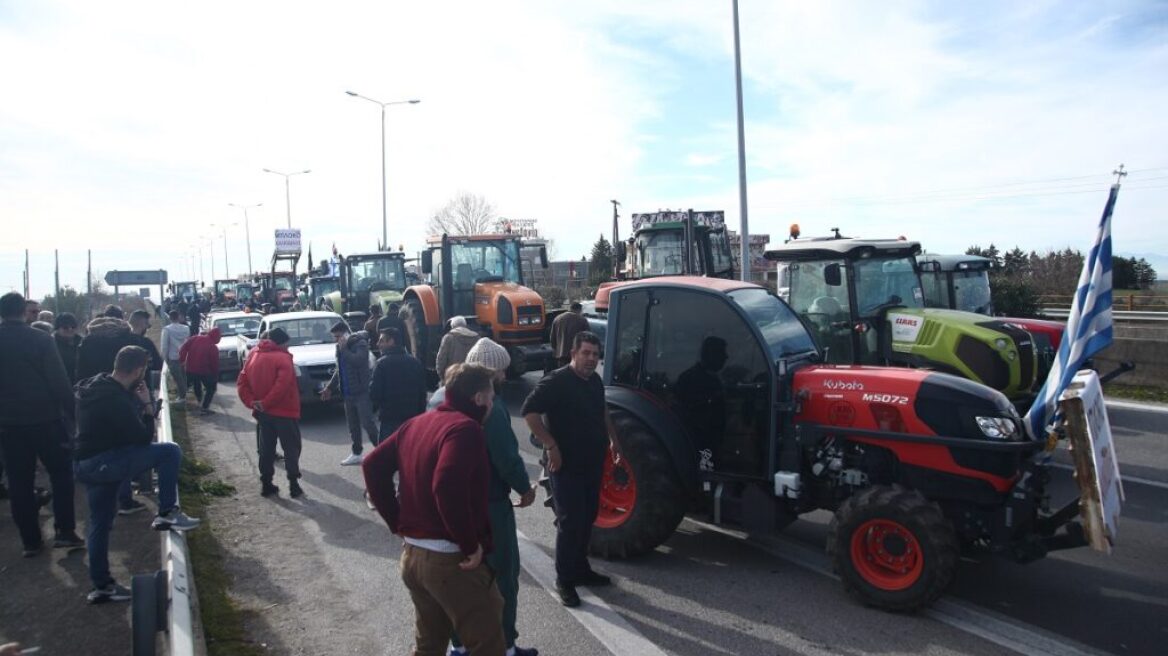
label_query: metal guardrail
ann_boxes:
[157,362,197,656]
[1041,308,1168,322]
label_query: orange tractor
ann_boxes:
[404,233,552,380]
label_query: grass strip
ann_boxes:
[170,406,264,656]
[1103,383,1168,404]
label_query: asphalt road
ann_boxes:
[198,376,1165,655]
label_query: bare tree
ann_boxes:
[427,192,497,236]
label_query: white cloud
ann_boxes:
[2,0,1166,297]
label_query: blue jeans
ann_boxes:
[75,443,182,587]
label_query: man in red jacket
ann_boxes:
[236,328,303,498]
[179,327,221,415]
[363,363,505,656]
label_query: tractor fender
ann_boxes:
[604,385,698,491]
[404,285,442,327]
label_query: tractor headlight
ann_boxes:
[994,338,1009,350]
[975,416,1018,439]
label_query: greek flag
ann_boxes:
[1023,184,1119,439]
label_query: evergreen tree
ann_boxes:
[589,234,613,285]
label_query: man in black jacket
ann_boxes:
[0,292,82,557]
[76,316,135,381]
[369,328,427,442]
[74,345,201,603]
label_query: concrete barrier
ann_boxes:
[1093,337,1168,389]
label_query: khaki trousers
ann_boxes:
[400,543,506,656]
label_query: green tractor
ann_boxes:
[765,237,1039,406]
[322,250,408,322]
[614,209,735,281]
[305,274,341,311]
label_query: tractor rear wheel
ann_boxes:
[828,484,958,612]
[589,408,686,559]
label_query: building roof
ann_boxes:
[764,238,921,262]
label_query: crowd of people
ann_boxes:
[4,284,602,656]
[0,292,201,615]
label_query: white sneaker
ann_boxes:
[340,453,364,466]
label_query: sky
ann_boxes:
[2,0,1167,300]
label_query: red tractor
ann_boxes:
[593,276,1092,610]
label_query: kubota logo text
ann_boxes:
[823,379,864,391]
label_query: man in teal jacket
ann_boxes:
[428,338,539,656]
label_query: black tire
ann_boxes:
[589,408,687,559]
[827,484,958,612]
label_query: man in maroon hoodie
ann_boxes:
[363,363,505,656]
[179,327,221,415]
[236,327,303,498]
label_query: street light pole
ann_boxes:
[732,0,751,282]
[345,91,420,249]
[262,168,311,228]
[229,202,262,275]
[211,224,236,278]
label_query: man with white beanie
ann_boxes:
[430,338,539,656]
[435,316,481,383]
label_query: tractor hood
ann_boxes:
[475,281,542,308]
[794,365,1021,440]
[370,289,404,312]
[594,281,621,312]
[998,317,1063,350]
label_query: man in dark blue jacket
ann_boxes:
[74,345,201,603]
[369,327,427,442]
[0,292,81,557]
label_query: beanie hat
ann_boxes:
[466,338,510,372]
[450,316,467,329]
[267,327,290,345]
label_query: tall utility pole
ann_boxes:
[263,168,311,228]
[87,250,92,296]
[23,249,29,297]
[229,202,262,275]
[345,92,421,249]
[610,199,621,279]
[732,0,751,282]
[54,250,61,311]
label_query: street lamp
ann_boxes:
[732,0,751,282]
[345,91,420,249]
[262,168,311,228]
[228,202,262,275]
[210,223,236,278]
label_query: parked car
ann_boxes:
[206,311,262,378]
[238,310,373,404]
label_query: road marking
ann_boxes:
[1105,399,1168,414]
[683,518,1111,656]
[515,530,668,656]
[1050,462,1168,490]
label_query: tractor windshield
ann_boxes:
[636,230,686,276]
[853,257,924,317]
[449,240,522,285]
[952,270,993,315]
[311,278,339,297]
[728,288,819,361]
[273,276,295,291]
[348,256,406,293]
[708,229,734,277]
[215,281,234,294]
[176,283,198,298]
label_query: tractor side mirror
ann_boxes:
[824,264,842,287]
[421,250,433,274]
[616,241,627,264]
[539,245,548,269]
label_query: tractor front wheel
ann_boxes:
[589,408,686,559]
[828,484,958,612]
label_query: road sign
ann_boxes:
[105,270,168,286]
[1061,369,1124,553]
[275,229,302,254]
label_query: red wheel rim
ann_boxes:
[595,446,636,529]
[849,519,924,591]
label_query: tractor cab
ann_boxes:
[917,254,995,315]
[172,281,200,304]
[331,251,407,317]
[766,238,1040,404]
[214,279,238,306]
[235,282,258,306]
[618,210,735,281]
[306,275,341,311]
